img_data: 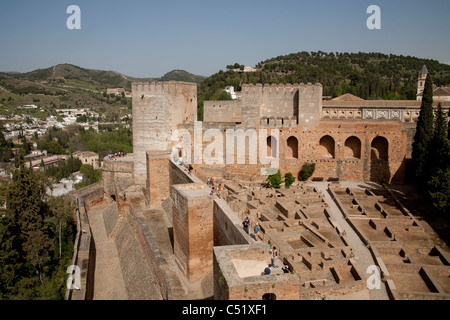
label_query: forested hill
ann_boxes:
[199,52,450,106]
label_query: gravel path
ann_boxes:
[309,182,390,300]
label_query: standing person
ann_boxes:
[254,223,260,237]
[210,187,215,196]
[242,217,249,234]
[188,164,193,174]
[272,247,279,268]
[207,177,211,185]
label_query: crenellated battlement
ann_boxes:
[132,81,197,97]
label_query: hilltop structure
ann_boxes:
[417,65,450,102]
[67,67,450,301]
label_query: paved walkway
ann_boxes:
[87,203,128,300]
[308,181,390,300]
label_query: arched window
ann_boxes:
[287,136,299,159]
[344,136,362,159]
[318,135,335,159]
[371,137,388,161]
[267,136,278,158]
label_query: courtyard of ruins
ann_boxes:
[66,80,450,300]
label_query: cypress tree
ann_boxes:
[6,165,52,284]
[412,74,434,183]
[426,103,450,214]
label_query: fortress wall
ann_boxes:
[260,84,300,119]
[204,100,242,123]
[135,216,172,300]
[102,201,119,237]
[102,158,134,197]
[297,84,323,126]
[188,119,408,183]
[277,121,408,183]
[113,214,163,300]
[65,183,104,300]
[247,83,323,126]
[241,84,263,128]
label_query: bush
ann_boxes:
[267,170,282,189]
[299,163,316,181]
[284,172,295,188]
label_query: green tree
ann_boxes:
[7,166,53,284]
[0,166,75,299]
[426,103,450,214]
[299,163,316,181]
[46,196,76,260]
[215,91,233,101]
[412,74,434,183]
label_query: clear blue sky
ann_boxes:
[0,0,449,78]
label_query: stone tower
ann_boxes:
[417,65,428,100]
[132,81,197,185]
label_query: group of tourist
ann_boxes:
[242,216,260,237]
[107,152,127,160]
[241,218,291,276]
[210,183,222,197]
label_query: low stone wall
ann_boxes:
[214,244,301,300]
[301,280,367,300]
[135,216,172,300]
[170,161,195,186]
[65,183,103,300]
[213,199,253,247]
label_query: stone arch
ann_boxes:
[267,136,278,158]
[344,136,362,159]
[318,135,335,159]
[286,136,299,159]
[371,136,389,161]
[262,293,277,300]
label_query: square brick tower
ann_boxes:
[172,183,213,282]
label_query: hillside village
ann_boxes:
[0,100,131,195]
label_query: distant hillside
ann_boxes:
[0,64,205,109]
[159,69,206,84]
[199,52,450,106]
